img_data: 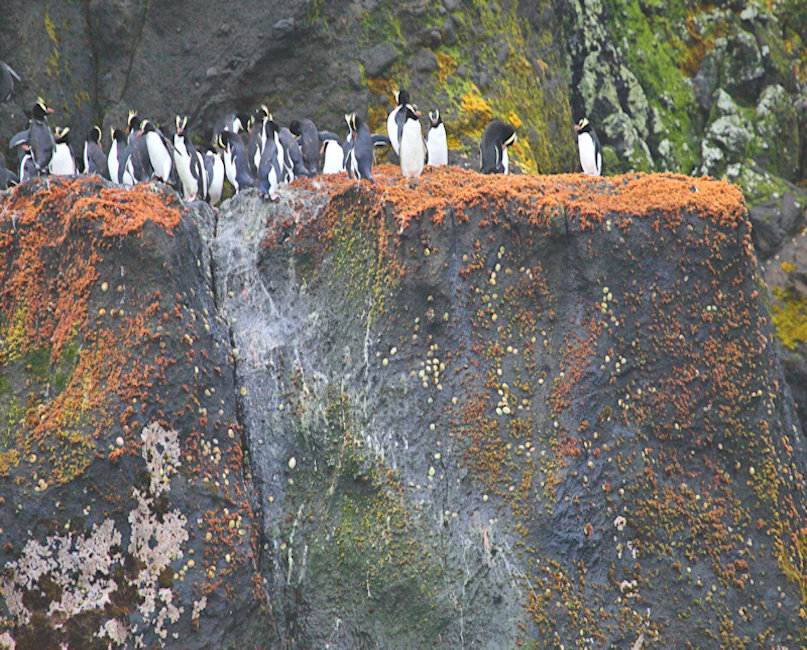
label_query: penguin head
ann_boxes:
[403,104,421,122]
[138,119,156,137]
[235,112,251,133]
[394,89,410,107]
[503,128,517,148]
[54,127,70,144]
[429,109,442,127]
[345,113,356,136]
[112,127,126,143]
[127,111,141,134]
[88,125,102,144]
[176,115,189,136]
[257,105,270,121]
[574,118,591,134]
[33,98,54,120]
[289,120,302,137]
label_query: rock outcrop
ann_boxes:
[1,170,806,646]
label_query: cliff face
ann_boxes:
[1,171,806,647]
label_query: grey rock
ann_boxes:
[362,42,399,77]
[411,48,439,73]
[601,110,655,171]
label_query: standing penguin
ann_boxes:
[219,130,254,193]
[18,145,36,183]
[0,60,21,104]
[204,148,225,207]
[278,127,311,181]
[387,89,410,155]
[108,128,128,183]
[83,126,110,179]
[247,105,270,177]
[139,120,174,184]
[257,122,283,201]
[480,119,517,175]
[290,119,321,176]
[126,111,141,145]
[399,104,426,179]
[344,113,375,182]
[49,127,77,176]
[0,152,19,189]
[173,115,206,201]
[29,98,57,174]
[213,110,249,145]
[426,109,448,167]
[574,118,602,176]
[318,132,344,175]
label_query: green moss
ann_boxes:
[771,286,807,351]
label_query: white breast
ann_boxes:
[502,146,509,175]
[108,141,120,183]
[399,119,424,179]
[426,124,447,166]
[322,140,344,174]
[173,135,197,200]
[578,132,600,176]
[223,146,236,188]
[146,132,172,181]
[207,153,224,206]
[387,107,401,155]
[49,143,76,176]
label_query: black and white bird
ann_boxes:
[108,128,128,183]
[140,120,174,184]
[213,110,249,145]
[399,104,425,179]
[0,152,19,189]
[50,127,77,176]
[318,132,344,175]
[18,145,36,183]
[173,115,206,201]
[345,113,375,182]
[246,105,270,177]
[290,118,321,176]
[278,127,311,181]
[480,119,517,175]
[219,130,254,193]
[257,121,283,201]
[387,89,410,155]
[204,148,225,206]
[126,110,141,145]
[28,98,57,174]
[0,60,21,104]
[426,109,447,167]
[574,117,602,176]
[121,121,153,185]
[83,126,110,179]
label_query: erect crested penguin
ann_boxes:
[108,127,128,184]
[479,119,517,175]
[121,122,153,186]
[173,115,205,201]
[126,110,141,146]
[387,89,410,155]
[426,109,447,167]
[29,98,56,174]
[290,118,321,176]
[257,121,283,201]
[344,113,374,183]
[574,117,602,177]
[140,120,174,183]
[83,126,110,179]
[278,127,312,181]
[0,60,21,104]
[247,105,270,177]
[204,148,225,207]
[49,127,77,176]
[18,144,36,183]
[318,132,344,175]
[218,130,254,192]
[213,110,249,145]
[0,152,20,189]
[399,104,425,179]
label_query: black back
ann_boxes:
[480,119,516,174]
[0,60,20,104]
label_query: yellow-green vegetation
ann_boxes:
[771,286,807,350]
[44,5,61,78]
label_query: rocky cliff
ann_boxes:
[1,172,805,647]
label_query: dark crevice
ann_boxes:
[117,0,150,103]
[82,0,102,127]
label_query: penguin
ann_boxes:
[219,130,254,192]
[387,89,410,155]
[318,132,344,175]
[173,115,206,201]
[49,127,77,176]
[399,104,426,179]
[0,152,19,189]
[126,110,141,145]
[108,127,128,184]
[17,144,36,182]
[257,123,283,201]
[480,119,517,175]
[574,117,602,177]
[213,110,249,145]
[29,98,57,174]
[83,126,110,179]
[140,120,174,183]
[0,60,21,104]
[204,148,225,206]
[278,127,311,181]
[121,124,153,186]
[344,113,375,182]
[289,119,321,176]
[247,105,270,177]
[426,109,447,167]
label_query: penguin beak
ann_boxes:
[573,124,580,131]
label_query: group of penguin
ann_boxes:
[0,59,603,204]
